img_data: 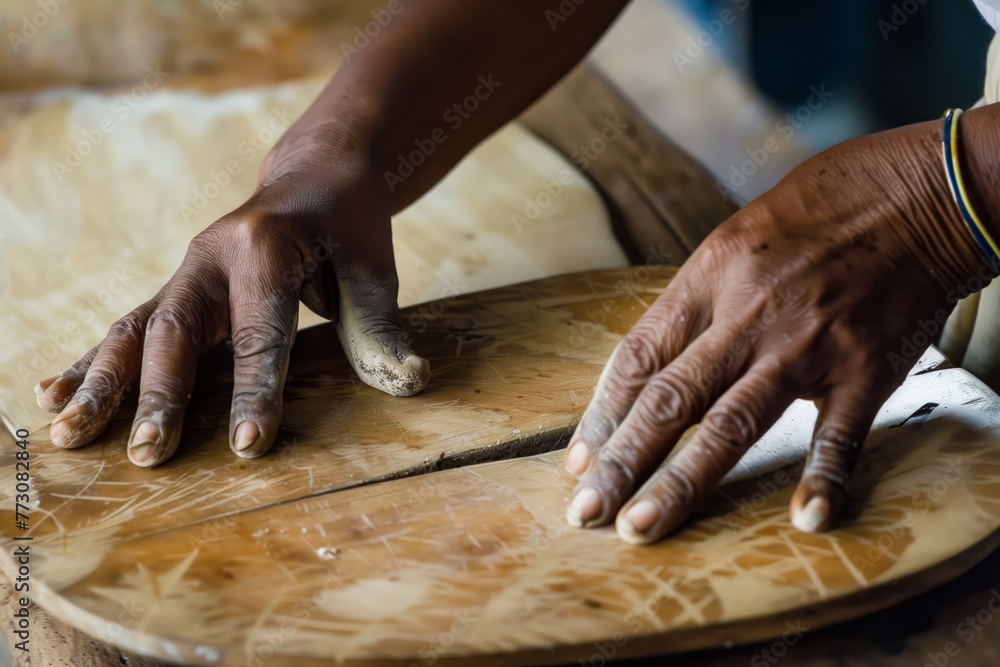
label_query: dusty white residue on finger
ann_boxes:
[335,286,430,397]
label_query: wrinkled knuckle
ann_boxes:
[192,213,271,258]
[225,213,274,247]
[137,386,184,411]
[635,372,696,431]
[674,352,719,389]
[656,465,698,507]
[231,320,291,359]
[63,354,94,379]
[707,220,739,247]
[187,227,223,256]
[617,332,661,379]
[146,307,200,347]
[232,387,278,414]
[107,313,147,344]
[147,306,192,333]
[73,370,114,403]
[700,405,757,455]
[804,451,851,489]
[813,424,861,456]
[594,445,639,488]
[353,308,405,341]
[92,360,128,388]
[805,427,862,488]
[701,226,744,264]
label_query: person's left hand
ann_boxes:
[563,118,986,544]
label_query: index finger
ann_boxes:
[615,360,795,544]
[565,292,705,475]
[567,324,748,529]
[227,276,299,458]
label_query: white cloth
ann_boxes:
[975,0,1000,31]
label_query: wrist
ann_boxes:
[260,75,393,182]
[890,118,990,294]
[953,106,1000,270]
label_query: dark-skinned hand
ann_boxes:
[564,118,986,544]
[35,120,429,467]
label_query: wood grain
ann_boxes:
[4,267,666,556]
[2,269,1000,666]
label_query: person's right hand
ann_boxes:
[34,121,430,467]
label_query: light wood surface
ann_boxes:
[0,78,626,432]
[7,268,661,553]
[3,2,998,663]
[2,268,1000,666]
[0,0,812,209]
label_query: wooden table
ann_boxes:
[0,55,738,664]
[3,17,999,667]
[4,344,1000,667]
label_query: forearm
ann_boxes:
[273,0,628,212]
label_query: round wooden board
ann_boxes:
[2,268,1000,665]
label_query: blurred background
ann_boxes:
[677,0,994,150]
[0,0,993,200]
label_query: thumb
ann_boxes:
[335,273,430,397]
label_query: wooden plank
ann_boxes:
[521,65,740,264]
[3,269,1000,665]
[1,267,671,562]
[588,0,816,202]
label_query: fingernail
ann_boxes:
[128,421,162,466]
[49,374,75,394]
[233,421,260,452]
[792,496,830,533]
[50,402,89,447]
[34,375,58,395]
[565,442,592,475]
[618,500,661,542]
[130,420,160,448]
[567,487,603,527]
[53,400,88,424]
[128,443,156,464]
[38,376,75,411]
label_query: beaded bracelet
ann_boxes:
[941,108,1000,274]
